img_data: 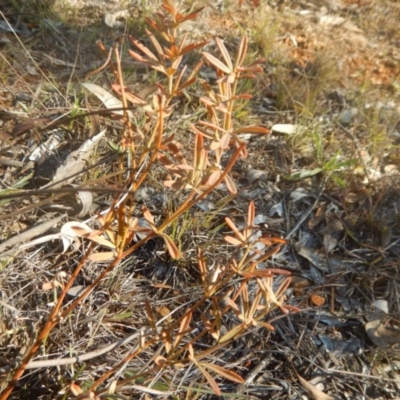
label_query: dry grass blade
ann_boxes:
[196,363,221,396]
[202,52,232,74]
[199,363,244,384]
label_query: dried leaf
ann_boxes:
[219,323,246,343]
[123,384,175,396]
[145,29,164,59]
[178,6,206,23]
[82,83,133,118]
[75,188,93,218]
[235,35,248,68]
[29,131,64,162]
[290,187,314,202]
[295,244,330,273]
[162,234,181,259]
[271,124,306,135]
[174,311,192,348]
[154,355,168,367]
[225,217,246,242]
[215,38,233,71]
[200,362,244,384]
[297,373,334,400]
[224,235,243,246]
[246,169,268,184]
[257,321,275,330]
[71,227,116,249]
[26,64,39,76]
[202,52,231,74]
[70,383,83,396]
[197,363,221,396]
[224,174,237,194]
[269,201,283,217]
[308,203,327,229]
[145,299,157,332]
[366,300,400,348]
[310,294,325,306]
[240,269,273,278]
[142,207,155,226]
[130,36,159,62]
[323,234,338,254]
[113,85,149,109]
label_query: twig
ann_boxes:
[0,330,144,374]
[240,354,272,388]
[0,215,66,255]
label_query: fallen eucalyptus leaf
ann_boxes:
[366,300,400,348]
[60,221,115,253]
[297,373,334,400]
[75,187,93,218]
[319,220,343,253]
[294,243,351,273]
[82,83,133,119]
[290,187,314,202]
[269,201,283,217]
[374,300,389,314]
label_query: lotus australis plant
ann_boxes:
[0,1,298,399]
